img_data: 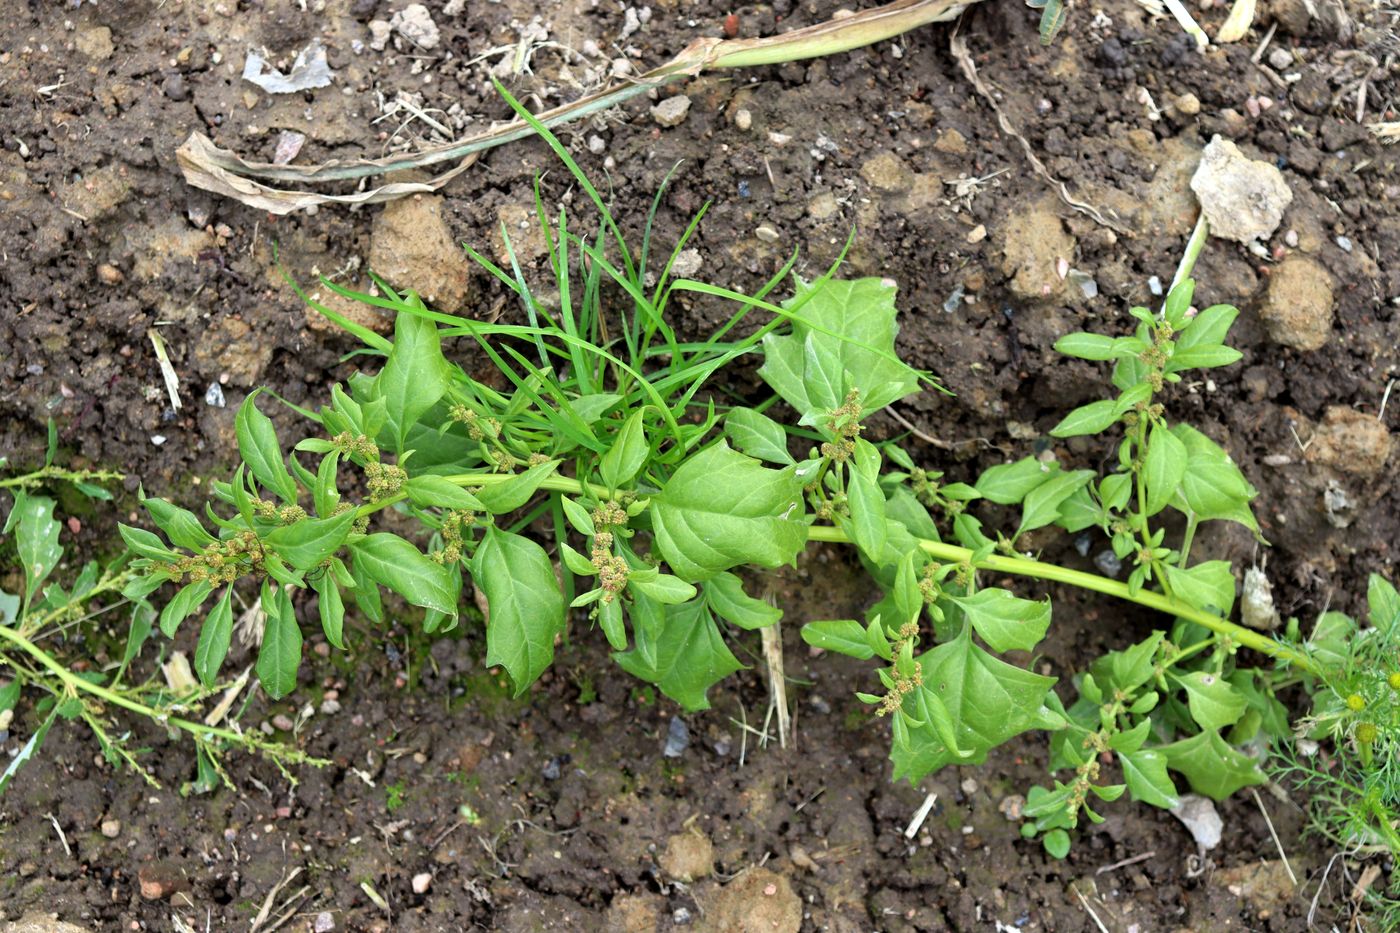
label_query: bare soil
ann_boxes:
[1,0,1397,929]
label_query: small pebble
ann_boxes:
[97,263,124,285]
[271,713,295,731]
[672,907,692,925]
[754,223,780,243]
[1267,48,1293,70]
[150,434,167,447]
[542,757,561,780]
[966,224,987,244]
[734,108,752,130]
[205,382,226,407]
[1174,92,1201,116]
[1148,275,1164,296]
[101,819,121,838]
[313,912,336,933]
[663,716,690,757]
[1285,229,1299,248]
[320,698,342,715]
[651,95,691,128]
[1335,235,1353,253]
[960,777,979,795]
[587,135,606,155]
[1095,550,1123,577]
[411,872,432,894]
[998,795,1025,821]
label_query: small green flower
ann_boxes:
[1388,671,1400,691]
[1346,693,1366,712]
[1356,722,1378,744]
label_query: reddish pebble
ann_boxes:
[723,12,739,37]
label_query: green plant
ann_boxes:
[1273,575,1400,918]
[116,89,1376,868]
[0,440,316,795]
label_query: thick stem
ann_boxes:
[1169,213,1211,291]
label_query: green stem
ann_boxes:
[804,525,1315,673]
[1169,213,1211,291]
[0,623,323,764]
[1177,514,1199,569]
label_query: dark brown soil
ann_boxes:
[1,0,1396,929]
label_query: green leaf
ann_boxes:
[597,598,626,650]
[159,580,212,638]
[1367,574,1400,635]
[1175,303,1238,352]
[0,679,21,713]
[473,460,561,514]
[560,542,596,577]
[1143,423,1187,516]
[1171,424,1259,533]
[758,278,920,424]
[1160,730,1265,800]
[651,442,807,582]
[951,588,1052,653]
[375,313,452,452]
[703,572,782,630]
[349,534,458,618]
[847,469,888,565]
[628,569,698,605]
[194,587,234,687]
[1049,400,1119,438]
[725,408,794,465]
[891,628,1057,782]
[1120,749,1179,809]
[614,599,742,711]
[142,497,216,551]
[1053,332,1118,360]
[975,457,1057,505]
[471,525,566,695]
[561,497,595,536]
[1042,829,1071,859]
[1168,345,1243,371]
[1163,277,1196,328]
[118,524,179,563]
[600,409,649,489]
[1175,671,1248,731]
[1017,469,1094,536]
[264,511,357,572]
[313,574,345,650]
[1164,560,1235,616]
[235,392,298,504]
[800,619,875,659]
[256,586,302,700]
[405,475,485,512]
[349,551,384,625]
[14,494,62,604]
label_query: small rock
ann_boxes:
[859,151,912,193]
[76,26,115,60]
[138,863,185,901]
[659,831,714,881]
[807,191,839,220]
[587,135,606,154]
[1267,48,1293,70]
[391,4,440,49]
[1170,794,1223,850]
[606,893,664,932]
[651,95,692,128]
[100,819,121,838]
[1094,550,1123,577]
[933,128,969,156]
[998,795,1025,820]
[1259,256,1333,350]
[320,698,342,715]
[1216,859,1296,906]
[960,777,979,795]
[369,194,471,312]
[1241,567,1281,630]
[1000,200,1076,301]
[271,713,295,731]
[411,872,432,894]
[1190,136,1293,244]
[204,382,225,407]
[966,224,987,244]
[368,20,392,51]
[542,757,562,780]
[2,914,90,933]
[703,868,801,933]
[663,716,689,758]
[734,108,752,130]
[97,263,123,285]
[1174,92,1201,116]
[670,248,702,279]
[1335,235,1353,253]
[1306,406,1393,478]
[1271,0,1313,35]
[163,74,190,102]
[314,911,336,933]
[1284,229,1299,248]
[754,224,780,243]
